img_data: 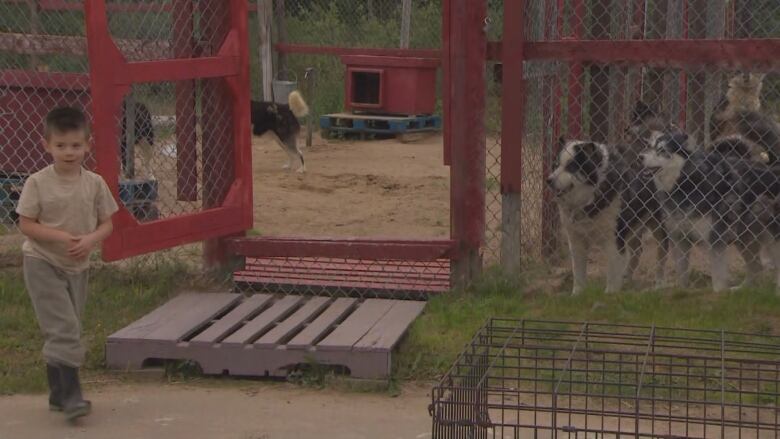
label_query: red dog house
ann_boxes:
[0,71,92,174]
[341,55,438,116]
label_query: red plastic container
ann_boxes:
[341,55,439,116]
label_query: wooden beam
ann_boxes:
[275,43,441,59]
[228,237,456,261]
[0,32,169,59]
[499,0,527,274]
[486,39,780,69]
[448,0,487,287]
[274,0,288,79]
[400,0,412,49]
[257,0,273,101]
[26,0,40,69]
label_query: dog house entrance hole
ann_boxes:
[351,70,382,107]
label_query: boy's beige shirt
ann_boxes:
[16,165,119,273]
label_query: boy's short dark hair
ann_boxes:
[45,107,89,139]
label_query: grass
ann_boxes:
[393,268,780,381]
[0,260,203,395]
[2,262,780,396]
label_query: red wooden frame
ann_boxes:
[0,70,89,90]
[275,43,441,60]
[229,237,455,261]
[85,0,252,261]
[224,0,479,274]
[488,39,780,69]
[499,0,525,195]
[30,0,778,278]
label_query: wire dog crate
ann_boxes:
[430,320,780,439]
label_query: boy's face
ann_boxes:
[43,129,90,172]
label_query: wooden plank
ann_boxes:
[234,272,449,291]
[400,0,412,49]
[143,294,241,342]
[190,294,273,344]
[354,301,426,352]
[0,70,89,90]
[108,294,223,340]
[244,258,451,278]
[275,43,441,60]
[254,297,331,348]
[232,274,448,293]
[221,295,303,345]
[324,113,431,121]
[109,293,240,342]
[518,39,780,69]
[228,237,455,261]
[240,261,450,284]
[287,298,357,349]
[0,32,169,58]
[257,0,273,101]
[317,299,395,351]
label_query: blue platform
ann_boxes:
[320,113,441,137]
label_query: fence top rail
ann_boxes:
[491,38,780,69]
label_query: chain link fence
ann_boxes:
[0,1,242,277]
[251,0,443,115]
[4,1,780,296]
[502,0,780,292]
[1,1,451,298]
[237,0,451,299]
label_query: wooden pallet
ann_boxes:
[234,257,451,299]
[106,292,426,380]
[320,112,441,138]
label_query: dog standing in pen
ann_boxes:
[547,138,629,295]
[119,98,155,179]
[250,90,310,173]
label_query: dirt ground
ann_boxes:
[251,132,450,238]
[0,380,434,439]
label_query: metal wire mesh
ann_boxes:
[497,0,780,293]
[0,1,241,279]
[0,1,91,234]
[431,319,780,439]
[234,256,451,300]
[2,1,449,295]
[260,0,442,113]
[521,0,780,42]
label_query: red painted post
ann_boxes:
[442,0,451,166]
[631,0,646,103]
[568,0,585,138]
[588,0,610,142]
[499,0,526,272]
[687,0,707,144]
[541,0,560,259]
[201,0,244,269]
[172,0,198,201]
[85,0,137,240]
[448,0,487,286]
[678,0,689,129]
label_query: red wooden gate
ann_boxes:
[85,0,253,261]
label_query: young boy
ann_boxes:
[16,106,119,422]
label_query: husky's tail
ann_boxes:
[288,90,309,118]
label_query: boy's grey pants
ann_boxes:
[23,256,89,368]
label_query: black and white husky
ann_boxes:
[641,131,780,292]
[251,90,310,173]
[547,138,627,295]
[612,101,675,291]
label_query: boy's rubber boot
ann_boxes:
[59,365,91,422]
[46,363,63,412]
